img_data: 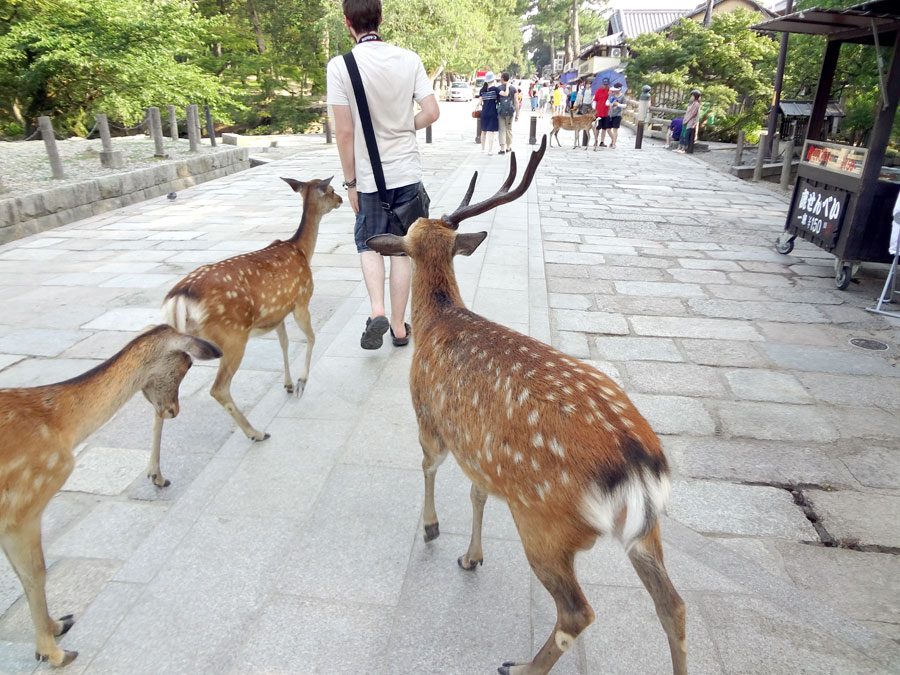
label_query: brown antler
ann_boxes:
[442,135,547,229]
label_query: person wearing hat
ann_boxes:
[476,71,501,154]
[605,83,625,149]
[678,89,702,153]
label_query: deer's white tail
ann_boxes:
[581,468,672,551]
[162,295,206,334]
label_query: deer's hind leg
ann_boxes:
[458,483,487,570]
[1,517,77,667]
[628,523,687,675]
[207,331,269,441]
[500,514,595,675]
[419,427,448,542]
[275,321,294,393]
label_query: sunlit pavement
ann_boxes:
[0,103,898,673]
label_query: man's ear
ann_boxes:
[453,231,488,256]
[281,177,305,192]
[367,234,407,256]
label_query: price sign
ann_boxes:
[787,178,849,249]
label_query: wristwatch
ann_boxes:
[342,178,357,189]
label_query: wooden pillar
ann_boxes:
[780,141,794,190]
[148,107,166,157]
[168,105,178,141]
[734,130,745,165]
[186,105,199,152]
[96,113,123,168]
[807,40,842,141]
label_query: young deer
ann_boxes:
[0,326,220,667]
[150,177,342,487]
[550,113,596,149]
[368,138,686,675]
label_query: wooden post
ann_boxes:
[324,116,332,144]
[38,116,65,179]
[753,131,768,182]
[529,115,537,145]
[734,130,745,165]
[780,141,794,190]
[168,105,178,141]
[426,124,432,144]
[475,117,482,144]
[204,105,217,147]
[148,107,166,157]
[193,105,203,145]
[96,113,124,169]
[186,105,199,152]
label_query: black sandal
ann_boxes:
[390,322,411,347]
[360,316,390,350]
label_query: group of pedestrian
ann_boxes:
[475,71,521,155]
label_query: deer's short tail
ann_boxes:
[162,294,206,334]
[580,440,672,551]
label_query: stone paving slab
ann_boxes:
[0,108,898,673]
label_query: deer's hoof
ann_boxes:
[148,473,171,488]
[35,649,78,667]
[294,379,306,398]
[457,555,483,571]
[423,523,440,542]
[252,432,271,442]
[284,383,294,394]
[56,614,75,637]
[498,661,525,675]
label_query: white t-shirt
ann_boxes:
[327,41,434,194]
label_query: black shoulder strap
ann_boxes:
[342,51,390,209]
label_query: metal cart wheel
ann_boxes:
[775,234,795,255]
[836,264,853,290]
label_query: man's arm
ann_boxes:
[331,104,359,214]
[414,94,440,130]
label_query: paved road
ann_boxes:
[0,103,898,674]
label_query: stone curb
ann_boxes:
[0,148,250,245]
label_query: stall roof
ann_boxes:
[779,100,845,118]
[752,1,900,44]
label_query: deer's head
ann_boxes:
[137,325,222,419]
[281,176,343,215]
[367,137,546,264]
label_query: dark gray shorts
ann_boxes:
[354,182,422,253]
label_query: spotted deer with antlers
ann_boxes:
[367,137,686,675]
[150,177,342,487]
[0,326,220,667]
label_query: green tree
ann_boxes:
[0,0,239,136]
[625,10,778,140]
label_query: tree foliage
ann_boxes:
[524,0,606,75]
[625,10,778,140]
[0,0,240,136]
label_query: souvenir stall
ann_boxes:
[754,1,900,290]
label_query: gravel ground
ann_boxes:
[0,135,235,198]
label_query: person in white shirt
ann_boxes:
[327,0,440,349]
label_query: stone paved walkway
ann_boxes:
[0,106,898,674]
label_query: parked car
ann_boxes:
[448,81,473,102]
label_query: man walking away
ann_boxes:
[327,0,440,349]
[497,72,518,155]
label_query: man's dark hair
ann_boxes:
[343,0,382,34]
[501,72,510,82]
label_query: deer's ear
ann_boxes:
[453,231,487,257]
[184,337,222,361]
[281,177,305,192]
[366,234,407,257]
[319,176,334,189]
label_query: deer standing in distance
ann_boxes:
[0,326,220,667]
[367,136,686,675]
[550,112,596,149]
[151,177,342,487]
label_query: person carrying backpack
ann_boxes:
[497,72,518,155]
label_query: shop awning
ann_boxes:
[752,1,900,44]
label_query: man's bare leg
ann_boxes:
[361,250,387,318]
[389,255,411,339]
